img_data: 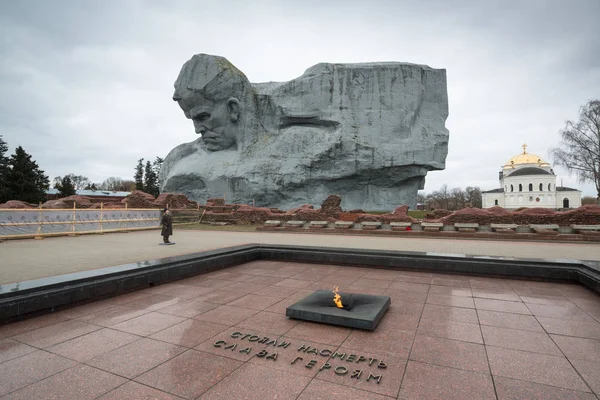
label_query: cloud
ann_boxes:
[0,0,598,198]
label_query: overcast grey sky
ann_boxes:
[1,0,599,197]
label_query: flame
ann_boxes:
[333,286,344,308]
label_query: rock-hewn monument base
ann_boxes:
[159,54,449,210]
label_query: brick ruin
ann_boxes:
[436,205,600,226]
[2,192,599,227]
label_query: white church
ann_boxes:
[482,144,581,210]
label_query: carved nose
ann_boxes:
[195,123,207,134]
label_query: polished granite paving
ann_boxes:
[1,261,599,399]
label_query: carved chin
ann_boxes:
[203,138,235,151]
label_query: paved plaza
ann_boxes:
[2,229,600,284]
[1,230,600,399]
[0,260,599,399]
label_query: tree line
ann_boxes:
[418,185,483,210]
[52,157,164,197]
[0,135,165,203]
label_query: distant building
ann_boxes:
[46,189,131,203]
[481,144,581,209]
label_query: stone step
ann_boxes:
[361,221,382,230]
[264,220,282,227]
[529,224,559,230]
[490,224,518,230]
[571,225,600,231]
[334,221,354,229]
[285,220,305,227]
[454,223,479,228]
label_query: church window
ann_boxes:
[539,183,543,191]
[548,183,551,191]
[519,184,522,192]
[510,184,513,192]
[528,183,533,191]
[494,199,498,205]
[529,196,533,202]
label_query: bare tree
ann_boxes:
[551,100,600,204]
[423,185,483,210]
[582,196,597,205]
[428,184,451,210]
[99,177,134,191]
[53,174,91,191]
[449,187,467,210]
[465,186,482,208]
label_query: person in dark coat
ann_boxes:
[160,208,173,243]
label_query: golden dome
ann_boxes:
[503,144,550,169]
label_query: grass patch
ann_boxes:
[407,210,428,218]
[363,210,428,218]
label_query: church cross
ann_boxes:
[522,143,527,154]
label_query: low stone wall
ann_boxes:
[257,220,600,242]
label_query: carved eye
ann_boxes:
[196,112,211,121]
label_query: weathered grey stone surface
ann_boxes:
[159,54,449,210]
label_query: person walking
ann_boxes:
[160,208,173,244]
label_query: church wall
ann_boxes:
[557,191,582,209]
[482,193,504,208]
[501,174,557,209]
[483,189,582,210]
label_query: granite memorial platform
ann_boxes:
[0,254,599,399]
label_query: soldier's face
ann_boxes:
[180,95,238,152]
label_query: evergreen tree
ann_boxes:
[152,156,164,177]
[6,146,49,203]
[0,135,10,203]
[153,156,164,196]
[144,160,159,197]
[58,175,76,197]
[134,158,144,191]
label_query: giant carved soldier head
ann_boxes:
[172,54,255,152]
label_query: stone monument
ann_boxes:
[159,54,449,209]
